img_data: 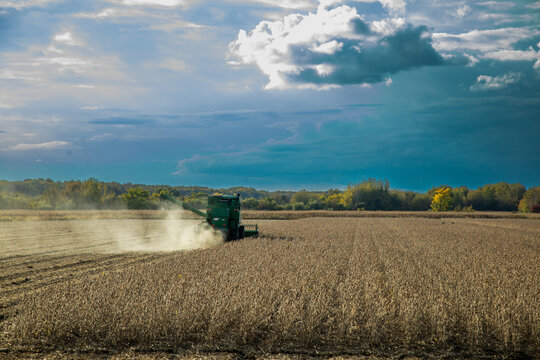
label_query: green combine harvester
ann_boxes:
[160,193,259,242]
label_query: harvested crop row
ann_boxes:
[242,210,540,220]
[4,218,540,358]
[2,210,540,222]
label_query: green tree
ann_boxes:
[42,183,59,209]
[292,202,305,210]
[152,187,174,200]
[242,197,259,210]
[83,178,105,208]
[290,190,319,205]
[257,197,281,210]
[341,179,394,210]
[452,186,469,209]
[518,186,540,212]
[62,181,84,208]
[467,183,525,211]
[320,190,344,210]
[269,192,290,205]
[122,187,155,209]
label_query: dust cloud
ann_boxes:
[111,211,224,252]
[0,210,225,258]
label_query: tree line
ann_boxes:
[0,178,538,212]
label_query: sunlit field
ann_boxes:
[1,214,538,359]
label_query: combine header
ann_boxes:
[160,193,259,242]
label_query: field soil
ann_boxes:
[2,209,539,222]
[0,214,538,359]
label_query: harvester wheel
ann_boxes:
[239,226,245,240]
[228,229,239,242]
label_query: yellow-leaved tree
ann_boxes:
[431,187,454,212]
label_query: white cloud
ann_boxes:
[433,28,539,53]
[229,2,442,89]
[482,47,539,62]
[248,0,315,9]
[9,140,71,151]
[477,1,516,10]
[464,53,479,66]
[121,0,186,6]
[454,4,470,18]
[526,1,540,9]
[3,31,124,79]
[369,17,406,36]
[229,4,364,89]
[482,47,540,72]
[75,6,204,32]
[0,0,61,9]
[313,63,335,76]
[0,30,130,107]
[75,8,119,18]
[470,72,521,91]
[433,28,540,71]
[102,0,320,11]
[310,40,343,54]
[476,12,511,23]
[53,31,81,46]
[118,0,315,9]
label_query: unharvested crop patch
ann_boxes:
[1,217,539,359]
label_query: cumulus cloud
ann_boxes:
[470,72,521,91]
[9,140,71,151]
[229,1,443,89]
[433,28,540,70]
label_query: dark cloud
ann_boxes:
[342,103,386,108]
[89,117,155,126]
[289,25,445,86]
[289,109,342,115]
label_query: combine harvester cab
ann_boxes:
[160,193,258,242]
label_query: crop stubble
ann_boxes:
[1,217,539,358]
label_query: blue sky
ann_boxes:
[0,0,539,191]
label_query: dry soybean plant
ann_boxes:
[6,218,540,357]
